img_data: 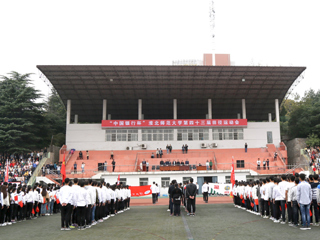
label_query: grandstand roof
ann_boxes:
[37,65,306,123]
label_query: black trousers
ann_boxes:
[203,192,208,202]
[287,201,293,222]
[72,207,77,224]
[174,202,180,216]
[77,206,86,227]
[0,204,4,224]
[152,193,157,204]
[11,204,18,221]
[128,198,130,207]
[280,200,286,222]
[26,202,33,219]
[264,200,269,216]
[292,201,299,225]
[274,201,281,220]
[61,204,72,228]
[311,199,319,223]
[110,200,115,214]
[6,205,11,222]
[86,205,92,225]
[187,197,196,214]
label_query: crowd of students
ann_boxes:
[58,178,131,230]
[0,179,131,230]
[0,182,60,226]
[232,173,318,230]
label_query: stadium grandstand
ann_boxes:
[36,56,306,195]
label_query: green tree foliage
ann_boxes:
[287,89,320,138]
[43,89,66,147]
[306,133,320,147]
[0,72,47,153]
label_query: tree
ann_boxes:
[306,133,320,147]
[43,89,66,147]
[0,72,48,154]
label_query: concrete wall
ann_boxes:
[285,138,307,165]
[66,122,281,151]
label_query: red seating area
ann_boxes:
[59,144,288,178]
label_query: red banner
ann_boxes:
[129,185,152,197]
[102,119,247,128]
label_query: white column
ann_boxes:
[102,99,107,120]
[141,114,144,120]
[208,99,212,119]
[66,100,71,125]
[268,113,272,122]
[275,99,280,122]
[242,99,246,119]
[237,113,241,119]
[108,114,111,120]
[74,114,78,124]
[173,99,177,119]
[138,99,142,120]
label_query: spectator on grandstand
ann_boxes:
[176,160,180,165]
[156,149,159,158]
[169,144,172,153]
[206,160,209,170]
[104,161,107,171]
[166,144,170,154]
[209,160,213,170]
[257,159,261,170]
[159,148,163,158]
[172,160,176,166]
[185,144,188,154]
[73,162,77,174]
[146,161,149,172]
[182,145,185,154]
[110,151,114,160]
[263,159,266,170]
[151,153,155,158]
[185,160,189,166]
[274,152,278,161]
[112,159,116,172]
[79,151,83,160]
[180,160,184,166]
[81,162,85,173]
[159,160,164,166]
[245,143,248,152]
[86,150,89,160]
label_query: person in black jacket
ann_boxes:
[168,180,176,215]
[186,178,197,216]
[171,183,182,216]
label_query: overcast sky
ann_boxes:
[0,0,319,100]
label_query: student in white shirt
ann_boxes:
[278,175,289,224]
[286,175,295,224]
[290,178,300,227]
[202,181,209,203]
[75,180,88,230]
[151,182,157,204]
[127,186,131,210]
[25,186,34,220]
[60,178,73,230]
[272,178,281,223]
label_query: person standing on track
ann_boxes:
[186,178,197,216]
[202,181,209,203]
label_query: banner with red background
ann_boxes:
[129,185,152,197]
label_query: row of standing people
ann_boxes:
[232,173,318,230]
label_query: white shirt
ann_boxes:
[74,187,88,207]
[59,185,73,205]
[151,184,157,194]
[72,185,81,205]
[287,182,295,202]
[202,183,209,193]
[273,185,281,201]
[278,181,289,200]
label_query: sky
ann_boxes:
[0,0,319,100]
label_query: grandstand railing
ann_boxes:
[27,153,50,186]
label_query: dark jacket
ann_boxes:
[168,184,175,198]
[172,188,182,204]
[186,183,197,198]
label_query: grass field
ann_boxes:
[1,203,319,240]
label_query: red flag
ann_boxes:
[36,206,39,213]
[32,208,35,215]
[43,197,46,204]
[56,198,60,204]
[4,159,9,182]
[310,209,313,217]
[54,195,57,200]
[240,194,243,199]
[61,153,66,183]
[251,202,254,208]
[18,201,23,208]
[254,199,259,206]
[14,195,18,201]
[242,199,245,204]
[46,205,48,211]
[231,156,235,188]
[117,174,120,185]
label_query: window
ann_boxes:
[267,131,273,143]
[106,129,138,142]
[142,129,173,141]
[236,160,245,168]
[177,128,209,141]
[161,177,170,188]
[139,178,148,186]
[213,128,243,140]
[183,177,191,184]
[225,176,231,184]
[120,178,127,185]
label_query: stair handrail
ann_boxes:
[27,153,51,186]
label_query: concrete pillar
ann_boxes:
[173,99,177,119]
[74,114,78,124]
[66,100,71,124]
[108,114,111,120]
[268,113,272,122]
[242,99,246,119]
[102,99,107,120]
[138,99,142,120]
[275,99,280,122]
[141,114,144,120]
[208,99,212,119]
[237,113,241,119]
